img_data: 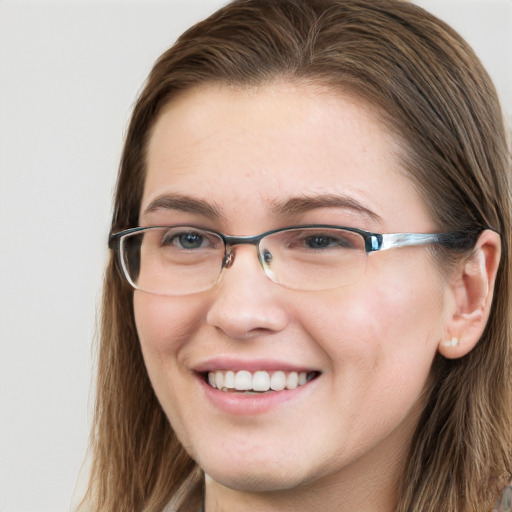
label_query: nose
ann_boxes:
[206,246,289,340]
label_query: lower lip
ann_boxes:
[197,374,318,416]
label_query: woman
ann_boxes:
[79,1,512,511]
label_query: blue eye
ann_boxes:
[161,230,208,250]
[177,232,204,249]
[303,233,353,249]
[305,235,335,249]
[159,227,224,252]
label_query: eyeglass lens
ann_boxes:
[119,226,367,295]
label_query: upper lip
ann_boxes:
[193,356,319,374]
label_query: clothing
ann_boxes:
[494,484,512,511]
[194,486,512,512]
[175,481,512,511]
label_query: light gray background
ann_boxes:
[0,1,510,511]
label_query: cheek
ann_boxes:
[133,292,207,417]
[133,293,208,450]
[134,292,205,356]
[359,253,447,351]
[298,261,447,399]
[303,282,443,354]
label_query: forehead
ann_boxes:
[142,83,432,232]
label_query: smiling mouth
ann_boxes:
[203,370,319,394]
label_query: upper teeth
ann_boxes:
[207,370,311,392]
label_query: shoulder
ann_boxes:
[494,483,512,512]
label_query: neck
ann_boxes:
[205,475,398,512]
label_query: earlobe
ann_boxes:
[438,229,501,359]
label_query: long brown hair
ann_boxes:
[80,1,512,511]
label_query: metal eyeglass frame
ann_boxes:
[109,224,484,287]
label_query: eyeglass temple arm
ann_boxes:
[374,233,443,251]
[370,229,484,253]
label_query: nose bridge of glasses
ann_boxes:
[222,233,268,270]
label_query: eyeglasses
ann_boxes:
[109,224,481,296]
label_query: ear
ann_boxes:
[438,229,501,359]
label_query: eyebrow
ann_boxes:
[270,194,382,222]
[143,193,225,221]
[142,192,381,223]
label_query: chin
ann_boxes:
[197,447,322,495]
[205,466,304,493]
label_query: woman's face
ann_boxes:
[134,83,453,495]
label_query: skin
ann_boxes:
[133,83,499,512]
